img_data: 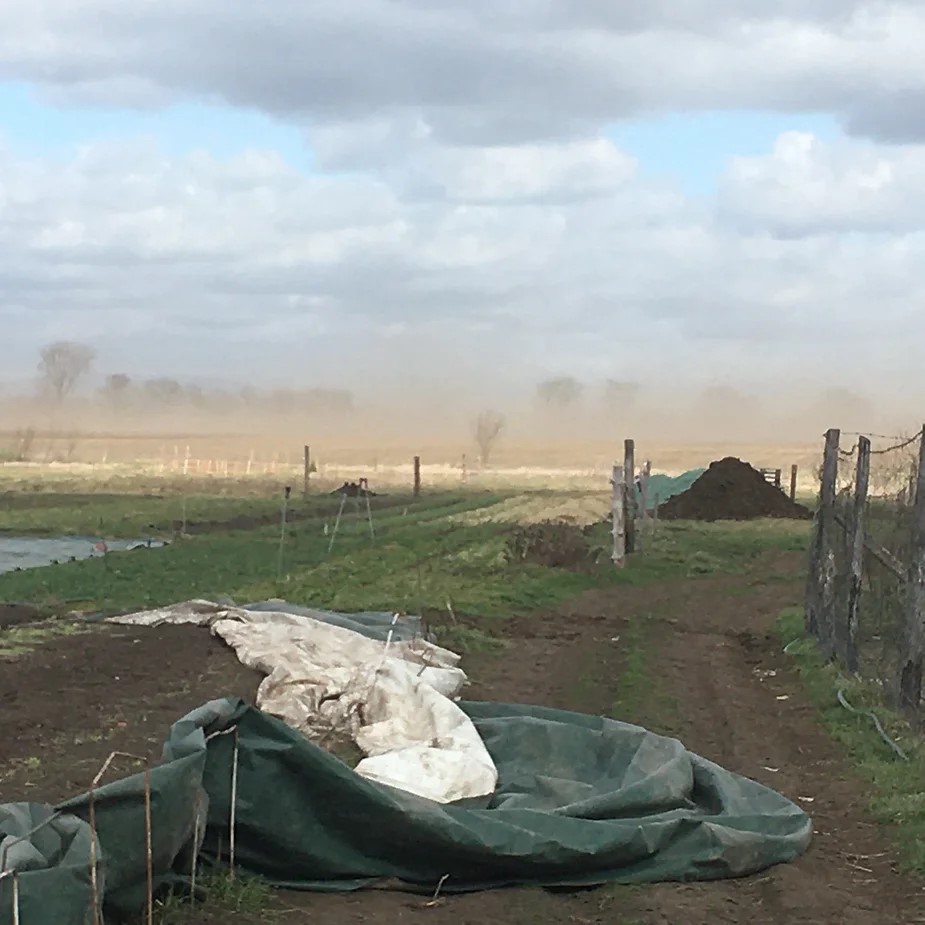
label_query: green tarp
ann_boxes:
[1,697,812,922]
[637,469,706,512]
[0,804,99,925]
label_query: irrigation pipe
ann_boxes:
[835,688,908,761]
[782,639,909,760]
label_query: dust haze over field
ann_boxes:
[0,351,915,476]
[5,3,925,469]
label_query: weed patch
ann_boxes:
[153,871,274,924]
[0,620,85,658]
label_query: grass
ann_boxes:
[0,489,814,631]
[777,607,925,874]
[0,494,515,614]
[587,517,811,585]
[0,491,291,537]
[0,486,500,538]
[609,613,679,735]
[154,871,274,924]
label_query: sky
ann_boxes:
[2,1,925,406]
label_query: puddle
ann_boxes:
[0,536,166,574]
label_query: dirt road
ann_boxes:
[0,550,919,923]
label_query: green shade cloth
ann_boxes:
[1,696,811,922]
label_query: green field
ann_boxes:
[0,487,810,620]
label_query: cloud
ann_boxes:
[719,131,925,235]
[4,1,925,144]
[5,3,925,407]
[3,125,925,400]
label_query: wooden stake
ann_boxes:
[230,730,239,879]
[642,460,653,541]
[611,464,626,567]
[277,486,291,581]
[144,768,153,925]
[190,802,200,911]
[843,436,870,674]
[303,445,311,497]
[624,439,636,555]
[413,456,421,497]
[898,427,925,717]
[806,428,840,657]
[790,464,799,502]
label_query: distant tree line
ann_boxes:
[534,376,639,412]
[34,340,354,415]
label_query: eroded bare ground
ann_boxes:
[0,551,921,923]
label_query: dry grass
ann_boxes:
[451,492,610,526]
[0,432,823,494]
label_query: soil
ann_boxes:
[0,552,919,924]
[658,457,813,522]
[0,603,41,629]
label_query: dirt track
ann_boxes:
[0,551,920,923]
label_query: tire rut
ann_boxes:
[641,568,922,924]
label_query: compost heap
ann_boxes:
[658,457,812,522]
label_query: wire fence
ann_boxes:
[806,426,925,721]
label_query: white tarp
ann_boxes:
[108,600,498,804]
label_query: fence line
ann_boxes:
[806,426,925,720]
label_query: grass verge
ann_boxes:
[776,607,925,874]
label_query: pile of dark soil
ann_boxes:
[658,457,812,522]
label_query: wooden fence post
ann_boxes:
[843,436,870,673]
[638,460,651,546]
[806,428,840,658]
[624,439,636,555]
[897,427,925,717]
[303,445,311,497]
[611,464,626,567]
[790,464,799,502]
[413,456,421,497]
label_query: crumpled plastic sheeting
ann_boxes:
[108,601,499,804]
[240,599,430,642]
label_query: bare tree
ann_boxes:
[536,376,583,411]
[474,410,505,466]
[38,341,95,403]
